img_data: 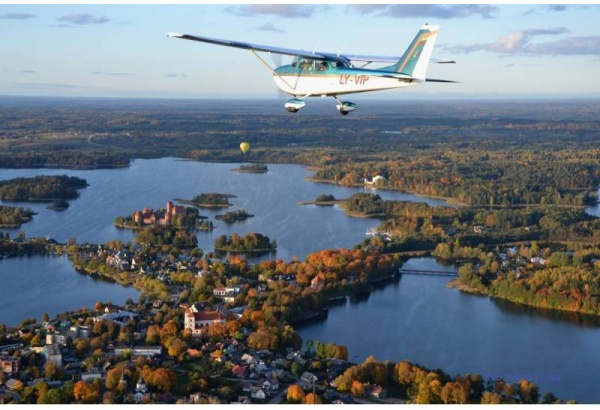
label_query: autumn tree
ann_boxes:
[44,361,59,380]
[74,380,101,404]
[481,391,501,404]
[303,392,323,404]
[286,384,305,403]
[351,380,365,397]
[517,379,539,404]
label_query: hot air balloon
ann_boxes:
[240,142,250,154]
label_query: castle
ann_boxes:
[134,200,186,225]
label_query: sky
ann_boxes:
[1,2,599,100]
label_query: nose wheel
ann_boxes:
[334,97,357,115]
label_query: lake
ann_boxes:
[1,159,599,403]
[0,158,450,260]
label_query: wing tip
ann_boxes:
[166,32,184,38]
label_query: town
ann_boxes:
[0,226,579,404]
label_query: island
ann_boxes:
[215,208,254,223]
[114,200,213,231]
[176,193,235,208]
[0,205,36,228]
[341,193,388,218]
[214,232,276,253]
[0,175,88,210]
[299,193,342,207]
[232,163,269,173]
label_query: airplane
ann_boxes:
[167,24,455,115]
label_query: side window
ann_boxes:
[299,59,313,71]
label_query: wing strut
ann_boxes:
[250,50,296,92]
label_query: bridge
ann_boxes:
[399,269,458,277]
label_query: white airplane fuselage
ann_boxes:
[272,65,418,97]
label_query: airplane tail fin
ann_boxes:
[385,24,439,81]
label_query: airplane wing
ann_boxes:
[167,32,330,60]
[167,33,455,65]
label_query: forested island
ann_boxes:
[215,208,254,223]
[177,193,235,208]
[0,175,88,207]
[232,163,268,173]
[299,193,340,206]
[0,205,36,228]
[214,232,276,253]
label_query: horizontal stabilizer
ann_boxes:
[426,78,459,83]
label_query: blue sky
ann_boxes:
[1,3,599,99]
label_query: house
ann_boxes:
[184,308,227,336]
[213,287,240,303]
[80,370,104,382]
[241,381,252,392]
[250,387,266,400]
[260,377,279,391]
[134,375,151,404]
[298,371,317,387]
[114,346,162,358]
[42,344,63,367]
[0,355,21,376]
[235,396,252,404]
[364,175,386,186]
[364,383,387,399]
[531,257,546,266]
[232,365,249,378]
[311,275,325,289]
[241,353,256,365]
[5,378,20,391]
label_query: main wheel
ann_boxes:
[286,107,298,113]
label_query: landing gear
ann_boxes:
[284,98,306,113]
[334,97,357,115]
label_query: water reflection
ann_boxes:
[492,297,600,328]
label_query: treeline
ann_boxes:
[0,152,130,169]
[457,259,600,316]
[348,194,600,256]
[0,235,50,257]
[0,206,35,227]
[313,149,600,207]
[330,356,564,404]
[431,237,600,316]
[234,163,268,173]
[214,233,276,252]
[0,175,88,202]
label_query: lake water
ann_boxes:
[298,257,600,403]
[0,255,139,326]
[0,158,449,260]
[1,159,599,403]
[0,158,446,326]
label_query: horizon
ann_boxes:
[1,4,599,99]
